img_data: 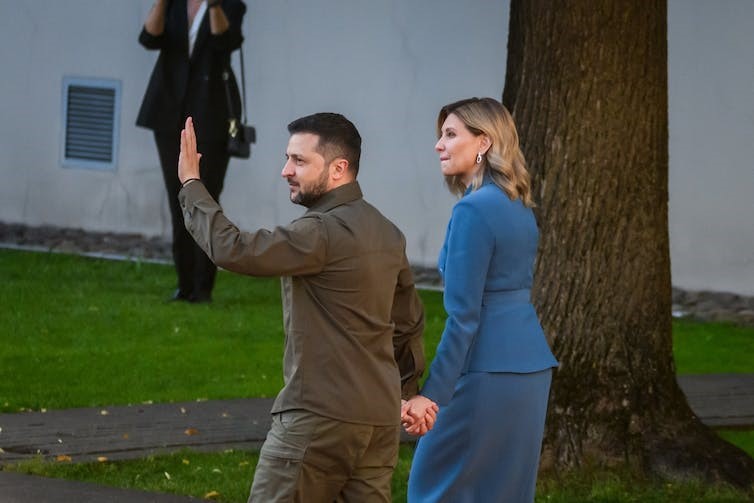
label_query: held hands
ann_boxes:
[401,395,439,437]
[178,117,202,185]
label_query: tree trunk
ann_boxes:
[502,0,754,488]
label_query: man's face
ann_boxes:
[282,133,330,207]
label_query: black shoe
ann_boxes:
[169,289,192,302]
[190,292,212,304]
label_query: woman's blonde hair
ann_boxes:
[437,97,534,206]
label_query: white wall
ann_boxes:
[668,0,754,295]
[1,0,753,295]
[0,2,172,236]
[0,0,508,267]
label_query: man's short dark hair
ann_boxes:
[287,113,361,177]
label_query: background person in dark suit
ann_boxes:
[137,0,247,303]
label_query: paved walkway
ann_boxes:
[1,374,752,501]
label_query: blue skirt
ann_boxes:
[408,369,552,503]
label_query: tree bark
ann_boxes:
[502,0,754,488]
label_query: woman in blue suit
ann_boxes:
[403,97,558,502]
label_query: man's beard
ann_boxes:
[291,167,329,207]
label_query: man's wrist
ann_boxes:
[182,177,201,188]
[207,0,222,7]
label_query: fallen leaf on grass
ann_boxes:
[182,459,190,465]
[164,471,171,480]
[184,428,200,436]
[204,491,221,499]
[56,455,72,462]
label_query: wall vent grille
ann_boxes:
[61,77,121,170]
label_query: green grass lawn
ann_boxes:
[0,249,286,411]
[0,248,444,412]
[2,248,751,413]
[673,318,754,374]
[1,248,753,502]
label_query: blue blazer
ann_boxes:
[420,177,558,405]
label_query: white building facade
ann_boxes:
[1,0,752,295]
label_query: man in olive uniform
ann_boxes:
[177,113,431,502]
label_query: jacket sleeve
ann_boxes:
[139,26,165,50]
[207,1,246,52]
[391,254,426,399]
[178,181,327,277]
[419,200,494,405]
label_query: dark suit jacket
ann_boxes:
[136,0,246,142]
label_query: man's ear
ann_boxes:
[330,158,350,180]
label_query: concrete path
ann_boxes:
[0,374,752,502]
[677,373,754,427]
[0,398,275,465]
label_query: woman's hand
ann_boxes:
[401,395,439,436]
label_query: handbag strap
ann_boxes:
[222,45,247,123]
[238,45,247,124]
[222,70,234,121]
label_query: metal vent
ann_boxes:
[61,77,121,170]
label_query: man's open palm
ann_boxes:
[178,116,202,184]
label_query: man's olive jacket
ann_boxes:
[179,180,425,425]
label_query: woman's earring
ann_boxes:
[476,153,483,164]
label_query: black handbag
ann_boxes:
[223,45,255,159]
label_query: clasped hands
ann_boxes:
[401,395,439,436]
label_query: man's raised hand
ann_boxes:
[178,116,202,184]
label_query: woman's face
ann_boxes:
[435,113,484,187]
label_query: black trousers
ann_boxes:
[155,131,229,300]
